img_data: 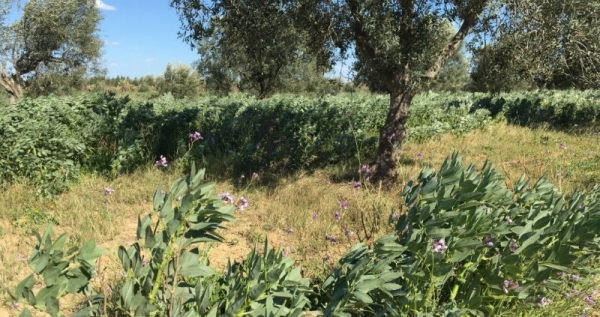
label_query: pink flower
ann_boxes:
[433,238,448,253]
[155,155,168,167]
[334,210,342,221]
[237,196,249,211]
[104,187,115,196]
[189,131,203,142]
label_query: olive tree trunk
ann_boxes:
[373,89,415,180]
[0,71,25,105]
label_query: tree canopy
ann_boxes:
[471,0,600,92]
[172,0,600,181]
[0,0,103,103]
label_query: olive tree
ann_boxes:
[0,0,103,104]
[172,0,600,181]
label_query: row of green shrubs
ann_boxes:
[12,156,600,316]
[2,90,600,195]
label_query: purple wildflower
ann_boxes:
[503,280,520,294]
[509,241,519,252]
[486,241,494,248]
[584,295,596,307]
[433,238,448,253]
[142,259,149,266]
[352,181,361,190]
[218,192,235,204]
[282,246,291,257]
[538,297,552,307]
[416,152,423,159]
[286,228,294,234]
[312,213,319,219]
[482,205,488,211]
[338,200,348,210]
[17,253,25,260]
[344,229,355,237]
[334,210,342,221]
[104,187,115,196]
[12,302,18,309]
[572,274,580,282]
[538,297,553,307]
[155,155,168,167]
[393,212,399,220]
[251,172,259,180]
[359,164,371,175]
[387,133,396,142]
[189,131,203,142]
[237,196,249,211]
[560,143,567,150]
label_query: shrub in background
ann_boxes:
[0,95,101,195]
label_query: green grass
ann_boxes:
[1,121,599,316]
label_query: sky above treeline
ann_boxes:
[95,1,349,79]
[96,0,199,78]
[84,1,356,80]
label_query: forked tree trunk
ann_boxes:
[373,88,416,181]
[0,73,24,105]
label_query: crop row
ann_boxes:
[1,90,599,194]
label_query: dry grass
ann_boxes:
[0,122,599,316]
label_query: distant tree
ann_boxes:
[469,43,532,93]
[171,0,330,99]
[195,44,238,96]
[160,63,203,99]
[471,0,600,92]
[0,0,103,104]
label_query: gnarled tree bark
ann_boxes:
[0,68,25,105]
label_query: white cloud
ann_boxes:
[144,58,157,63]
[106,41,119,46]
[95,0,116,11]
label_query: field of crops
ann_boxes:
[2,90,599,195]
[1,90,600,317]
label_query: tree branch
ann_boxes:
[347,0,377,61]
[422,0,489,81]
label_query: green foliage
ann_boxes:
[10,224,105,317]
[13,155,600,316]
[322,153,600,316]
[159,63,203,99]
[0,95,101,195]
[472,0,600,91]
[209,242,312,317]
[174,0,322,98]
[13,165,314,317]
[469,90,600,128]
[4,91,599,194]
[0,0,103,100]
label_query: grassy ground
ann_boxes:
[1,122,599,316]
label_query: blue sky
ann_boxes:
[96,0,351,79]
[96,0,199,78]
